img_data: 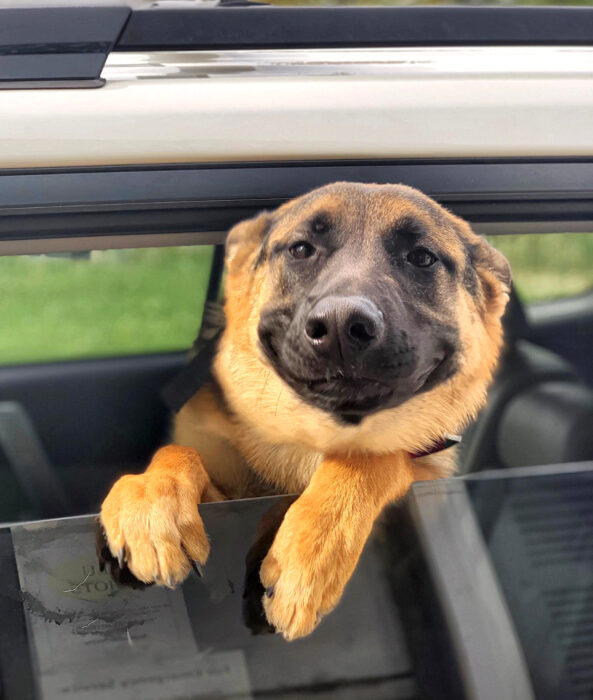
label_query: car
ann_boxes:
[0,2,592,699]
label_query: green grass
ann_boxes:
[486,233,593,303]
[0,247,213,365]
[0,234,592,366]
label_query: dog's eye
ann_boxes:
[406,247,438,268]
[289,241,316,260]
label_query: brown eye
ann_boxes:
[407,247,438,268]
[311,216,330,235]
[289,241,315,259]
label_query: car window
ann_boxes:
[486,233,593,304]
[1,233,591,367]
[0,246,214,366]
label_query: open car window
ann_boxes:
[0,246,214,365]
[2,234,593,367]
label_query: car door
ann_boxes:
[1,2,592,521]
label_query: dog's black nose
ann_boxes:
[305,296,384,363]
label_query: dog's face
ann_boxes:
[216,183,510,452]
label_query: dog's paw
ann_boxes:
[259,496,358,641]
[100,446,210,587]
[242,496,297,635]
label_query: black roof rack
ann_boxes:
[1,5,592,86]
[0,6,130,87]
[117,6,593,52]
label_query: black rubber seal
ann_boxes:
[0,528,36,700]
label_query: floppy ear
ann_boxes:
[225,211,273,275]
[470,237,511,289]
[468,237,512,316]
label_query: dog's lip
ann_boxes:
[259,332,279,361]
[280,370,392,393]
[413,352,449,391]
[306,375,390,389]
[294,373,395,414]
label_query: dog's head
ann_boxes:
[215,183,510,454]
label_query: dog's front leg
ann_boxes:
[100,445,216,587]
[260,452,416,640]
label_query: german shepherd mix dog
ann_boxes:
[101,182,510,640]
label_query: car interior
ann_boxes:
[2,166,593,523]
[1,271,593,519]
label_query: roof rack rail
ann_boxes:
[116,6,593,52]
[0,5,130,87]
[1,5,592,86]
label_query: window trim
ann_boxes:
[1,157,592,255]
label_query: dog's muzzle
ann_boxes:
[258,293,451,421]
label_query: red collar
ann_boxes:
[409,434,462,459]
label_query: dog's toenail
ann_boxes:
[117,549,125,568]
[265,587,274,598]
[190,560,203,578]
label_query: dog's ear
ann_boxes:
[226,212,273,275]
[468,236,511,316]
[470,236,511,290]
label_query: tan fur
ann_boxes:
[101,182,509,640]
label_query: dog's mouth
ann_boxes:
[307,375,394,406]
[287,373,395,423]
[259,326,451,422]
[298,358,445,417]
[258,336,395,418]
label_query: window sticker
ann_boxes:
[11,517,251,700]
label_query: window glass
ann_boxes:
[486,233,593,304]
[0,246,214,365]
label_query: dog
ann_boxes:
[100,182,510,640]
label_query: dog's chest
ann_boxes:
[235,433,324,496]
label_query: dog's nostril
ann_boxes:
[349,321,375,344]
[306,319,327,341]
